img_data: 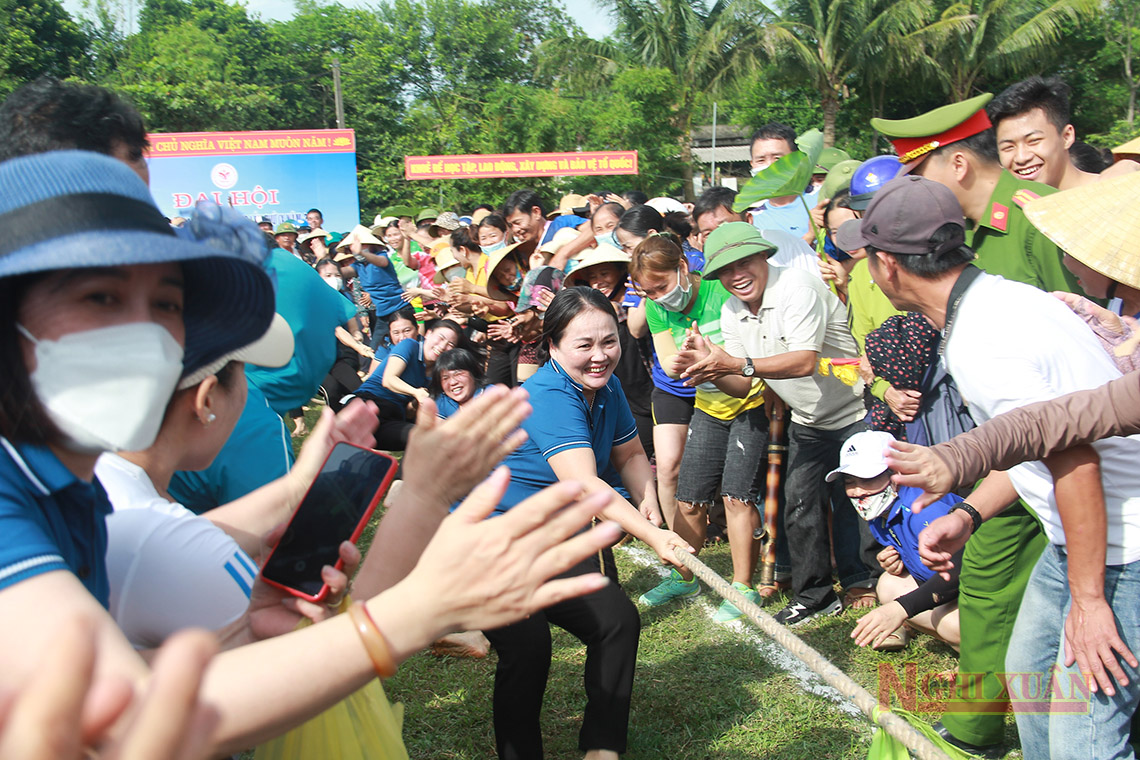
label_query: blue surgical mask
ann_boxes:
[595,231,620,249]
[508,268,523,292]
[483,239,507,254]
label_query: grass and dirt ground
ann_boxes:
[287,404,1022,759]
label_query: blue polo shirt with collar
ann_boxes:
[867,485,961,585]
[354,254,405,318]
[495,359,638,514]
[356,338,426,406]
[435,386,486,419]
[0,437,112,606]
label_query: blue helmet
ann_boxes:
[848,155,903,210]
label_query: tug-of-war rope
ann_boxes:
[672,549,956,760]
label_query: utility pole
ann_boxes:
[332,59,345,129]
[710,101,718,187]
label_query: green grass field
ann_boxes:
[383,540,1023,760]
[287,403,1022,759]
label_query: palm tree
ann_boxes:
[917,0,1099,101]
[761,0,932,147]
[539,0,771,199]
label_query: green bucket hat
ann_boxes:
[702,222,777,280]
[384,205,416,219]
[815,146,853,173]
[820,159,861,201]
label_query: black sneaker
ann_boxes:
[931,722,1004,759]
[774,595,842,627]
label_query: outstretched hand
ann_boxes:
[405,468,622,633]
[885,440,954,510]
[402,385,531,506]
[0,616,218,760]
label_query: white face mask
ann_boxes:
[653,267,692,312]
[18,322,185,454]
[323,275,343,291]
[851,483,898,522]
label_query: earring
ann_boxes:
[203,412,217,427]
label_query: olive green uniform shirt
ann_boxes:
[847,259,905,400]
[966,171,1083,295]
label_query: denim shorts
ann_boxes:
[675,405,769,505]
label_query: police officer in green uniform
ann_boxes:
[871,94,1087,758]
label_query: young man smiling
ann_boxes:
[676,222,875,626]
[989,76,1140,191]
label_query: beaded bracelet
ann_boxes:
[347,601,397,678]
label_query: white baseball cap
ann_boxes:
[824,430,895,482]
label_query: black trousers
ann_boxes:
[483,551,640,759]
[485,337,520,387]
[354,394,412,451]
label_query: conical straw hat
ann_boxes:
[1023,171,1140,291]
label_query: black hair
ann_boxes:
[988,76,1071,132]
[314,257,339,274]
[867,224,975,279]
[306,208,323,218]
[927,128,999,165]
[623,190,649,205]
[428,347,485,400]
[0,76,149,162]
[473,203,495,213]
[662,210,693,239]
[450,226,482,254]
[0,274,57,444]
[422,317,478,363]
[214,360,243,391]
[503,189,547,218]
[692,186,737,225]
[537,286,620,366]
[750,122,797,153]
[617,204,664,237]
[389,308,418,330]
[593,201,626,223]
[823,188,855,230]
[479,213,508,234]
[1069,141,1113,174]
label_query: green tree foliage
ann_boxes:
[762,0,932,146]
[540,0,770,199]
[0,0,89,96]
[5,0,1140,212]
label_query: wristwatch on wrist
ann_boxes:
[741,358,756,377]
[950,502,983,533]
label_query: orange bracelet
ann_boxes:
[347,601,397,678]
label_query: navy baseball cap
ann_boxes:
[0,150,276,379]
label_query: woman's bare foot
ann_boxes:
[430,631,491,659]
[583,750,620,760]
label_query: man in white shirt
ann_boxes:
[676,222,876,627]
[844,174,1140,760]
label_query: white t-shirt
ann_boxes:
[720,264,865,430]
[760,228,822,278]
[96,454,255,648]
[944,273,1140,564]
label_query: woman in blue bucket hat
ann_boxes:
[0,151,626,757]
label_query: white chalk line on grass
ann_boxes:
[619,544,863,719]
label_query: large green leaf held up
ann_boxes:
[733,129,824,212]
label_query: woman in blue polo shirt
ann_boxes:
[353,318,463,449]
[484,286,693,760]
[429,347,485,419]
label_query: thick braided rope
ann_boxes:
[672,549,952,760]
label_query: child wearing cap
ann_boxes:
[828,431,963,651]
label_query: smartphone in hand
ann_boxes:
[260,443,398,602]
